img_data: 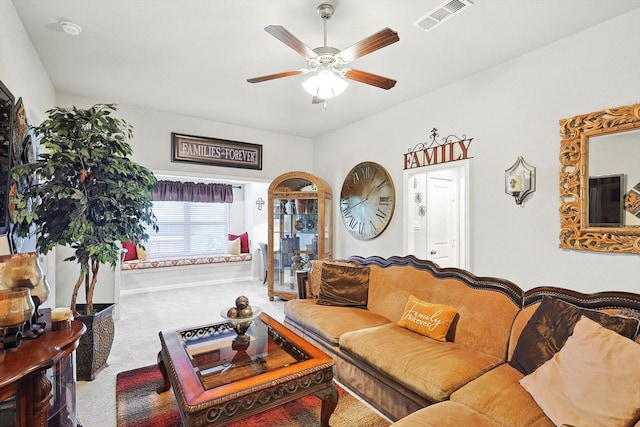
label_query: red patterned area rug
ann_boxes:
[116,364,391,427]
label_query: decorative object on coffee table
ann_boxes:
[221,295,262,344]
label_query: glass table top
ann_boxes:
[175,316,310,390]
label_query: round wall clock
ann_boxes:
[340,161,396,240]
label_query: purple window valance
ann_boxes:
[152,180,234,203]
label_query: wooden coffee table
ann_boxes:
[157,312,337,426]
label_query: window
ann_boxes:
[145,201,229,257]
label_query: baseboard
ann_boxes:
[120,275,254,295]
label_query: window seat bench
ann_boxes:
[122,253,252,270]
[119,253,254,295]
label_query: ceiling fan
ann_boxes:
[247,3,399,104]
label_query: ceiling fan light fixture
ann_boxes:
[302,70,348,100]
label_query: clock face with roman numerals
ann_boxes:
[340,161,395,240]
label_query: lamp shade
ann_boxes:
[302,70,349,100]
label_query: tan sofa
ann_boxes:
[283,255,640,426]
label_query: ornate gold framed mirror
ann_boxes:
[559,103,640,253]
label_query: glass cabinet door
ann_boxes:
[268,173,332,301]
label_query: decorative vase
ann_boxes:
[1,253,50,302]
[0,288,35,350]
[0,288,34,327]
[1,253,51,338]
[75,303,115,381]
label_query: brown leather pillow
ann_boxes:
[316,262,370,308]
[509,296,640,375]
[307,259,355,299]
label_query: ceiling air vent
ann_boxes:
[414,0,474,32]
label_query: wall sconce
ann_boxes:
[505,156,536,205]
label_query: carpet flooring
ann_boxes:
[116,364,391,427]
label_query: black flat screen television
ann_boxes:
[588,174,624,227]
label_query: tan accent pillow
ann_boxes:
[519,316,640,427]
[315,262,370,308]
[226,237,241,255]
[397,295,458,342]
[307,259,355,299]
[135,245,148,260]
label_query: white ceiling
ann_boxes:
[12,0,640,139]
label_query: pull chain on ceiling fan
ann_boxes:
[247,3,400,105]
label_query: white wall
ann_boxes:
[244,181,270,279]
[0,2,54,128]
[3,1,639,300]
[313,9,640,294]
[0,1,57,305]
[55,93,314,182]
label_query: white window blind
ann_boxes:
[145,201,229,257]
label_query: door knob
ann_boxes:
[430,250,436,255]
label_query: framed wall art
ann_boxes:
[171,132,262,170]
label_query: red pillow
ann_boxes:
[122,241,138,261]
[228,232,249,253]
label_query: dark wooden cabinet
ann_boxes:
[0,320,85,427]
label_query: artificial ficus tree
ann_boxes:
[10,104,158,315]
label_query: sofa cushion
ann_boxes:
[396,295,457,342]
[389,401,501,427]
[316,262,370,307]
[339,323,503,403]
[519,316,640,427]
[283,299,390,346]
[509,296,640,375]
[362,263,521,360]
[450,363,553,427]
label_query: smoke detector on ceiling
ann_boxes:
[414,0,474,32]
[59,20,82,36]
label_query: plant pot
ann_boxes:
[75,303,115,381]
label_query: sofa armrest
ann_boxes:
[296,271,310,299]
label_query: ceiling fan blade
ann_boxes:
[265,25,317,58]
[337,28,399,63]
[247,70,305,83]
[344,69,397,90]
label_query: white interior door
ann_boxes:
[427,172,458,267]
[404,161,468,269]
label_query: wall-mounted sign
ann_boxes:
[171,132,262,170]
[404,128,473,170]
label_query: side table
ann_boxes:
[0,319,86,427]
